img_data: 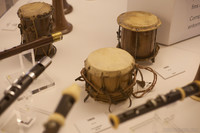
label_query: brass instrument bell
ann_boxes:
[52,0,72,34]
[63,0,73,14]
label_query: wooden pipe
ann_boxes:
[0,32,63,60]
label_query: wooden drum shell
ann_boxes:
[85,68,133,93]
[17,2,54,60]
[85,69,134,103]
[120,28,157,59]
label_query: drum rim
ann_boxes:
[85,47,135,77]
[117,11,161,32]
[17,2,53,19]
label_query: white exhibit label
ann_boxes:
[155,65,185,80]
[1,22,18,31]
[187,0,200,30]
[75,113,111,133]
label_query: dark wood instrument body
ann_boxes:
[0,36,53,60]
[117,11,161,62]
[0,32,63,60]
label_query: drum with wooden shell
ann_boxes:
[17,2,55,61]
[117,11,161,62]
[76,48,158,112]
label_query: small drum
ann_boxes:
[76,48,157,111]
[17,2,55,61]
[117,11,161,62]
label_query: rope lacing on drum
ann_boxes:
[75,76,85,81]
[114,72,132,111]
[132,64,157,98]
[75,65,157,112]
[119,87,132,108]
[117,73,133,108]
[135,67,146,88]
[104,92,112,113]
[75,68,137,112]
[75,68,102,102]
[116,26,121,48]
[83,95,89,103]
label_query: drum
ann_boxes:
[76,48,157,111]
[117,11,161,62]
[17,2,55,61]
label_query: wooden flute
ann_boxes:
[109,80,200,129]
[43,84,81,133]
[0,32,62,60]
[0,56,52,116]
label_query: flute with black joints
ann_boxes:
[43,84,81,133]
[0,56,52,116]
[109,80,200,129]
[0,32,62,60]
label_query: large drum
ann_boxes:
[117,11,161,62]
[17,2,55,61]
[76,48,157,111]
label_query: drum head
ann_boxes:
[85,47,135,77]
[18,2,52,18]
[117,11,161,32]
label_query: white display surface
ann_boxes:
[0,0,200,133]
